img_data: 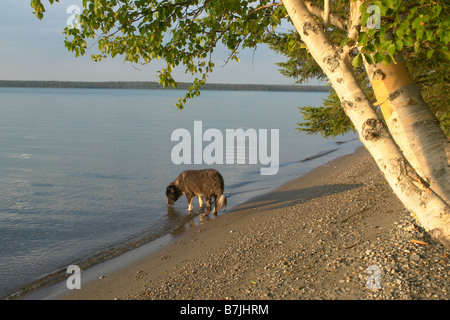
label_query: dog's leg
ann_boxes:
[203,196,212,215]
[212,195,218,215]
[198,195,204,207]
[186,193,194,211]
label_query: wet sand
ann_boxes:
[57,146,449,300]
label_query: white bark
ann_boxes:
[364,49,450,206]
[281,0,450,247]
[323,0,330,26]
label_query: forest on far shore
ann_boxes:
[0,80,329,92]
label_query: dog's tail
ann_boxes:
[216,194,227,212]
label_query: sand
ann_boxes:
[56,146,449,300]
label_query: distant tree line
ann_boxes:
[0,80,329,92]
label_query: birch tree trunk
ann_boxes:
[365,53,450,205]
[281,0,450,247]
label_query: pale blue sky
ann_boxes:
[0,0,314,85]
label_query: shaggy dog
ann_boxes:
[166,169,227,215]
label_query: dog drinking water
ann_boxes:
[166,169,227,215]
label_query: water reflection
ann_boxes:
[167,205,217,237]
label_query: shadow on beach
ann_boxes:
[232,183,362,213]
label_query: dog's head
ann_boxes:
[166,184,182,205]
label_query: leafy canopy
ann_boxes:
[30,0,449,136]
[267,0,449,137]
[31,0,288,108]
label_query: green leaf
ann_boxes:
[340,38,353,47]
[352,53,363,69]
[365,43,375,52]
[430,5,442,20]
[439,30,450,44]
[416,29,424,40]
[363,53,373,65]
[374,52,385,64]
[380,39,392,50]
[271,14,281,25]
[412,17,422,29]
[414,41,421,52]
[387,44,396,57]
[403,35,413,47]
[360,4,370,27]
[425,30,433,41]
[357,33,369,46]
[383,0,393,9]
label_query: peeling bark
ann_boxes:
[365,53,450,205]
[362,119,383,141]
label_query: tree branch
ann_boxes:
[249,1,348,30]
[347,0,362,40]
[343,0,362,58]
[249,2,283,15]
[304,0,348,30]
[323,0,330,26]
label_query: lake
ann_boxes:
[0,87,360,298]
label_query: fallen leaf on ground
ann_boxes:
[409,239,429,246]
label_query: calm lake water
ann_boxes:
[0,87,360,298]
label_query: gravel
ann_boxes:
[120,148,449,300]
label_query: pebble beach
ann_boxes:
[59,147,449,300]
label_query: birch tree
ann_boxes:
[30,0,450,247]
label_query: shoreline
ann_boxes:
[16,142,359,300]
[0,80,330,92]
[26,147,450,299]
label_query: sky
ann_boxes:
[0,0,315,85]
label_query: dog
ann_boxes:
[166,169,227,215]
